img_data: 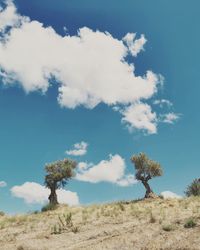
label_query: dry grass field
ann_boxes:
[0,197,200,250]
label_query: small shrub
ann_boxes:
[149,213,156,223]
[162,224,174,232]
[51,213,79,234]
[64,213,72,226]
[17,246,25,250]
[41,203,57,212]
[51,224,62,234]
[82,209,88,223]
[117,202,125,211]
[0,211,5,216]
[71,225,79,233]
[32,210,39,214]
[185,179,200,197]
[184,218,197,228]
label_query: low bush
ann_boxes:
[184,218,197,228]
[41,203,57,212]
[162,224,174,231]
[0,211,5,216]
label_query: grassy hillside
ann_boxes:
[0,197,200,250]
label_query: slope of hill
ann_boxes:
[0,197,200,250]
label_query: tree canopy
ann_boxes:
[45,158,77,205]
[131,153,163,198]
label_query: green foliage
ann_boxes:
[185,179,200,197]
[41,203,57,212]
[184,218,197,228]
[131,153,163,181]
[45,158,77,190]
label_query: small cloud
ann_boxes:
[161,112,180,124]
[63,26,68,33]
[65,141,88,156]
[11,182,79,206]
[121,102,158,135]
[76,154,137,186]
[123,32,147,57]
[160,191,182,199]
[0,181,7,187]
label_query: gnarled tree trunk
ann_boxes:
[142,180,154,198]
[48,185,58,205]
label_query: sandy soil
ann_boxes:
[0,197,200,250]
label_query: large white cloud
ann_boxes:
[0,0,178,134]
[11,182,79,206]
[66,141,88,156]
[76,154,137,186]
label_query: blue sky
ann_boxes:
[0,0,199,213]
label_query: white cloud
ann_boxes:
[76,154,137,186]
[162,112,180,124]
[0,1,178,135]
[66,141,88,156]
[0,181,7,187]
[123,33,147,57]
[161,191,182,199]
[11,182,79,206]
[121,102,157,134]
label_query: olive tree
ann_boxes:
[131,153,163,198]
[45,158,77,205]
[185,179,200,197]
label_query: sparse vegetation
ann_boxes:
[117,202,125,211]
[0,198,200,249]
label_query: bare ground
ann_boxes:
[0,197,200,250]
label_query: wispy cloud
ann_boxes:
[153,99,173,108]
[161,112,180,124]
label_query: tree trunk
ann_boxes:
[142,180,154,198]
[48,186,58,205]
